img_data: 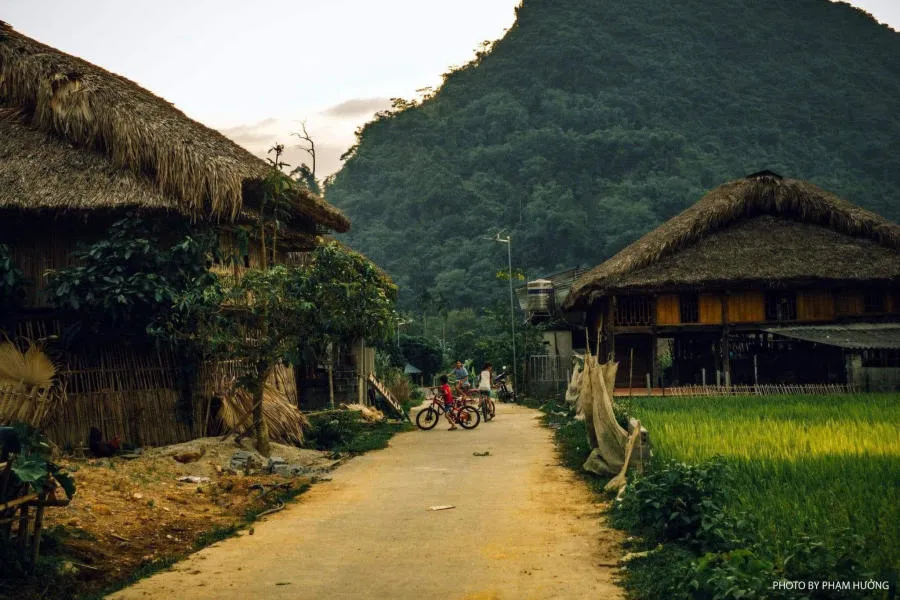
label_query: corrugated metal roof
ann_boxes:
[764,323,900,349]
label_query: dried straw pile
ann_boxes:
[341,403,384,423]
[218,384,309,445]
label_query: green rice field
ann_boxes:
[630,393,900,576]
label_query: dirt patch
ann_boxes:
[4,437,340,599]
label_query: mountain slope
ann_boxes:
[326,0,900,308]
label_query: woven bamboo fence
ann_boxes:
[42,348,199,450]
[0,384,60,430]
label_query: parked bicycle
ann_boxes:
[416,388,481,430]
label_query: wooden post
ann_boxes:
[17,504,29,558]
[31,493,46,572]
[650,330,659,391]
[721,292,731,390]
[607,297,617,363]
[701,368,706,386]
[628,347,634,398]
[645,373,651,394]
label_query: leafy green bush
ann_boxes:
[686,548,777,600]
[612,457,738,551]
[304,412,365,451]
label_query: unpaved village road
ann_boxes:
[109,404,623,600]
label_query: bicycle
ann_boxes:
[416,388,481,430]
[459,387,495,422]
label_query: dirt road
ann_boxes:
[109,404,623,600]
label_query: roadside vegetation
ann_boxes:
[530,393,899,599]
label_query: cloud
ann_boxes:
[218,118,280,146]
[321,97,392,119]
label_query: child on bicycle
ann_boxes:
[439,375,458,430]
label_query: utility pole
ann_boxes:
[493,233,517,398]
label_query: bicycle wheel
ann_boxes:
[456,405,481,429]
[486,398,496,420]
[481,397,493,422]
[416,407,440,430]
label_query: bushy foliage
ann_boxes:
[326,0,900,310]
[613,458,740,552]
[45,217,218,344]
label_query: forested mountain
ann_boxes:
[326,0,900,309]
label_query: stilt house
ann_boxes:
[563,172,900,391]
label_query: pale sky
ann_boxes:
[2,0,897,177]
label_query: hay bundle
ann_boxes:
[0,341,59,427]
[0,342,55,389]
[341,403,384,423]
[218,383,308,445]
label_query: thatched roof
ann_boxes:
[0,22,349,231]
[565,173,900,309]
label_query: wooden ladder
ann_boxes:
[367,373,409,421]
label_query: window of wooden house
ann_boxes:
[863,292,885,314]
[764,292,797,322]
[679,293,700,323]
[615,295,655,326]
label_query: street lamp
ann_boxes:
[491,232,517,399]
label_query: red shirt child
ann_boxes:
[440,382,454,409]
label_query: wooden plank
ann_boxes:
[835,291,864,316]
[699,294,723,324]
[656,295,680,325]
[728,291,765,323]
[798,290,835,321]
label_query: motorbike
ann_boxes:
[493,367,517,403]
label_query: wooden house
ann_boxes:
[563,171,900,391]
[0,22,350,446]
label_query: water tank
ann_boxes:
[526,279,554,314]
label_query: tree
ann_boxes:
[291,121,320,195]
[301,241,397,408]
[203,265,314,456]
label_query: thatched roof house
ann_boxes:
[562,172,900,391]
[565,171,900,309]
[0,20,348,231]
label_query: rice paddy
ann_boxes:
[631,393,900,575]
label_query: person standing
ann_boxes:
[477,362,493,393]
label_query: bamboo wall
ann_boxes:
[7,232,77,307]
[798,290,835,321]
[699,294,723,324]
[44,348,199,450]
[656,295,680,325]
[727,291,765,323]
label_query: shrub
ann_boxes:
[612,457,738,551]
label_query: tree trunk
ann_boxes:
[253,368,272,457]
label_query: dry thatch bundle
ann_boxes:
[0,21,349,232]
[565,172,900,308]
[218,384,309,445]
[0,341,55,389]
[0,341,60,428]
[341,403,384,423]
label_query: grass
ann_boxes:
[630,393,900,577]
